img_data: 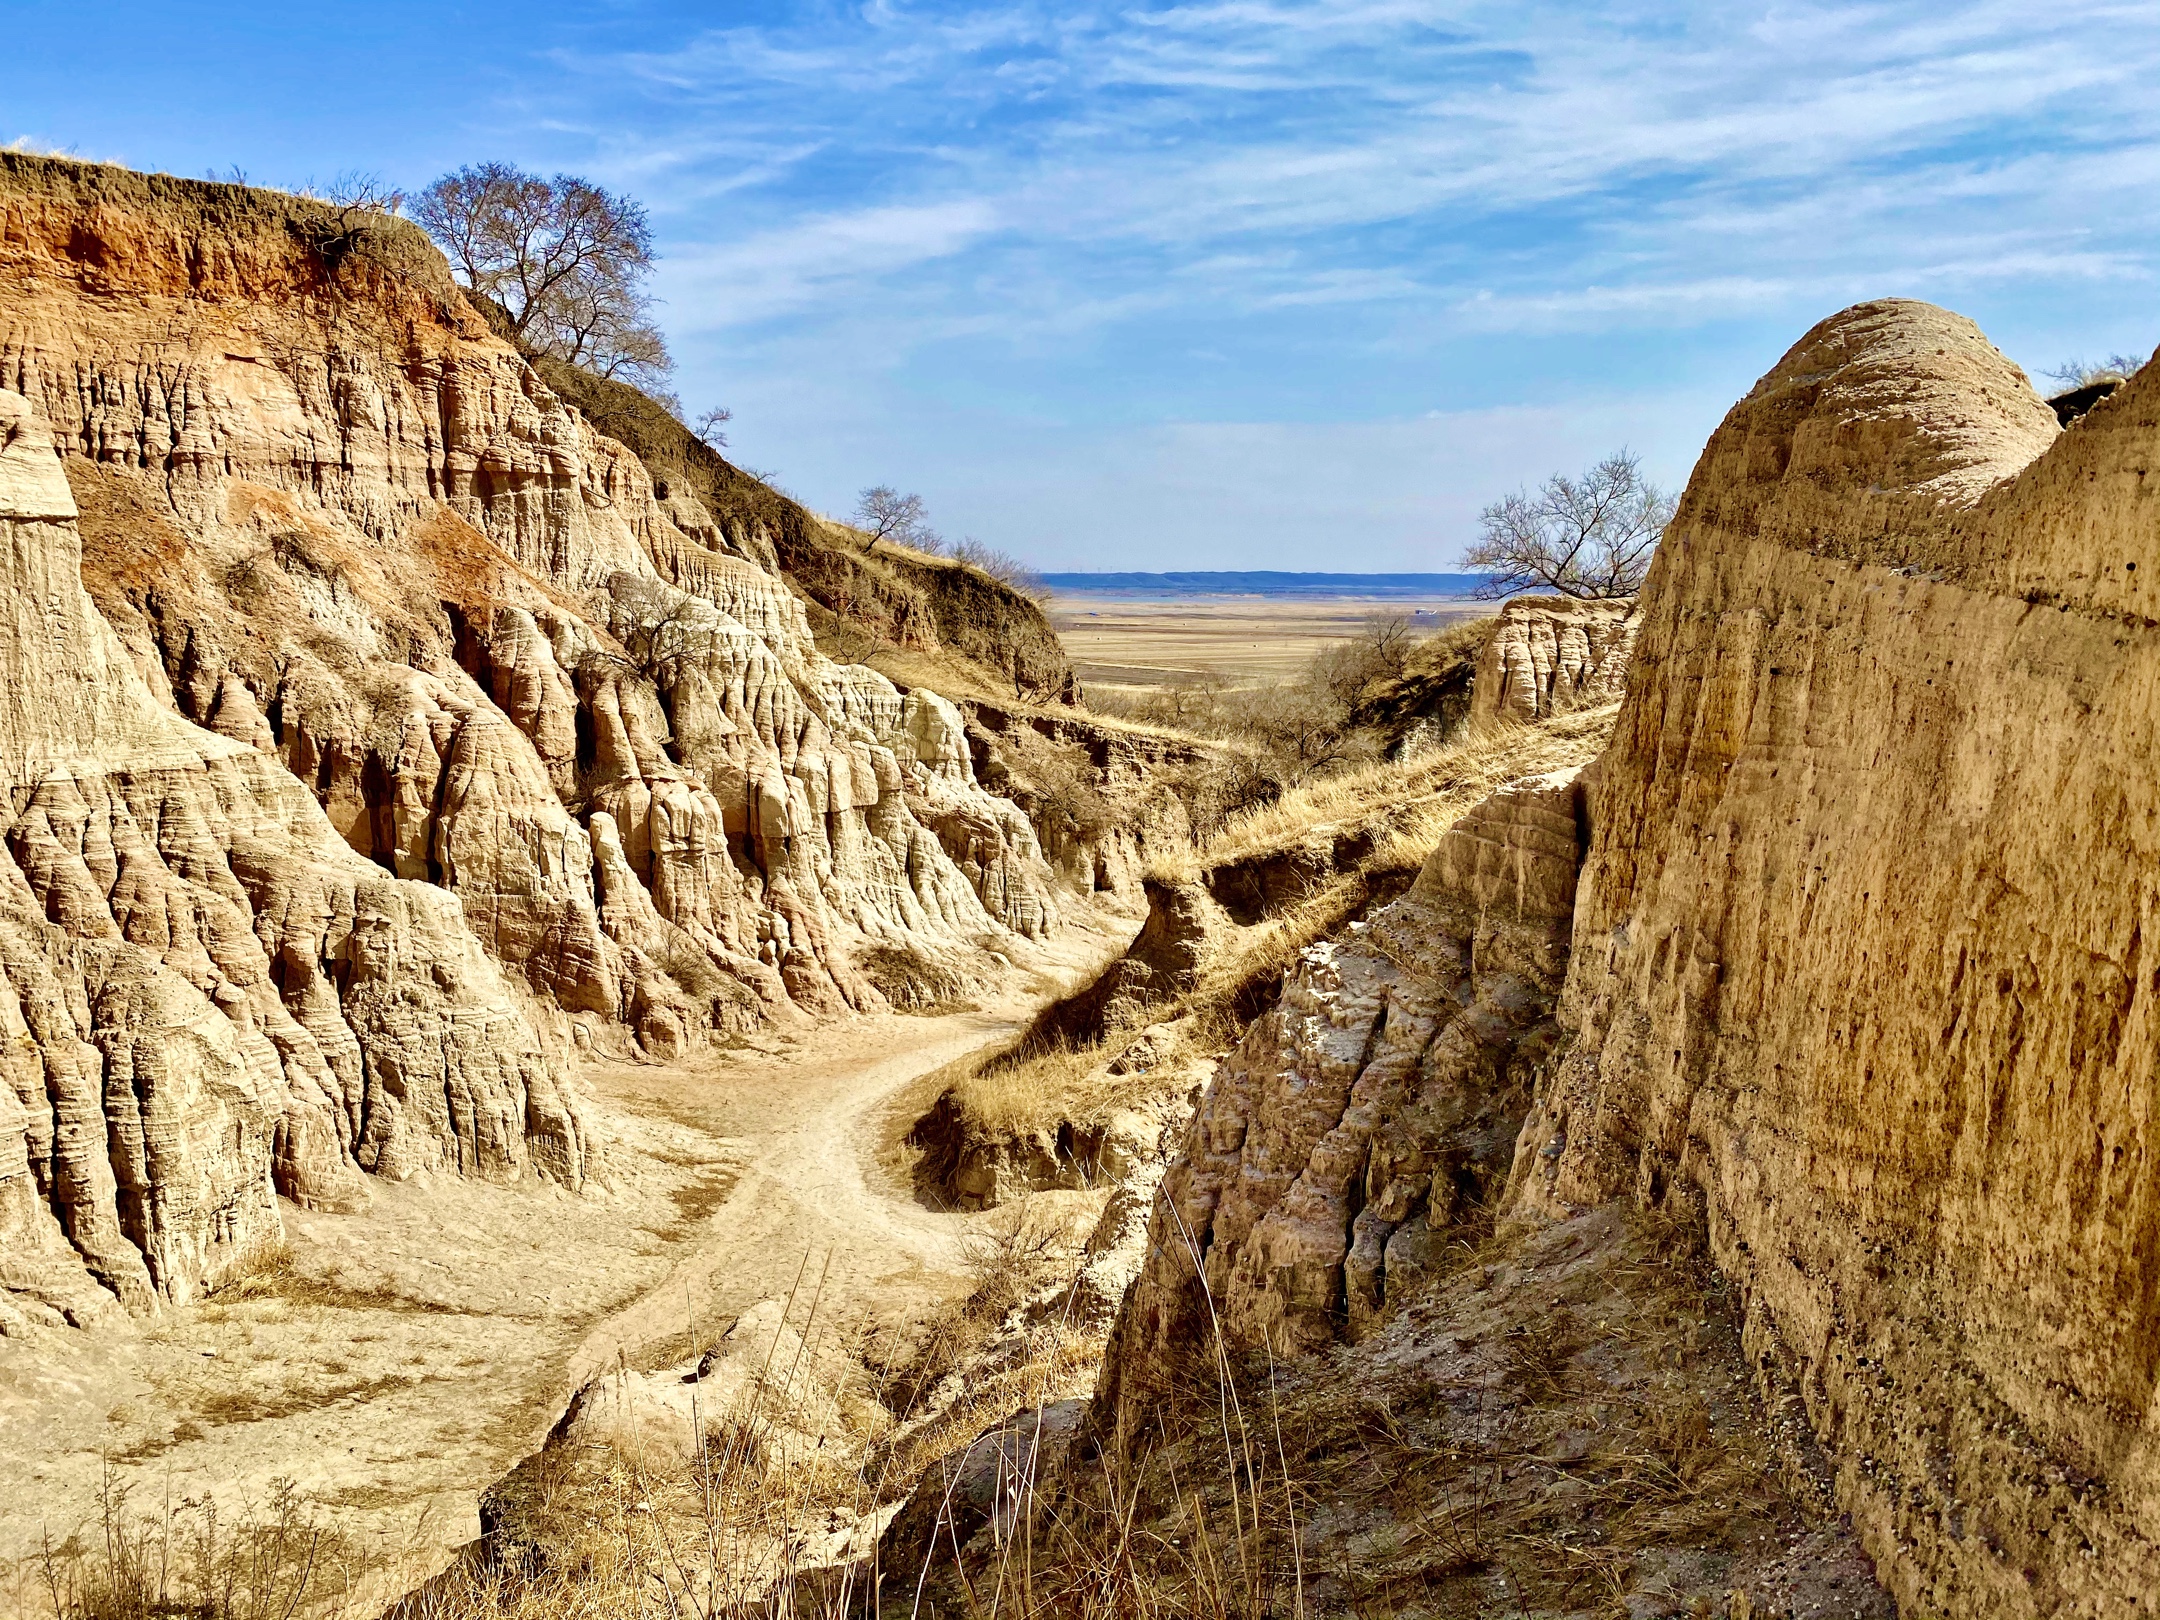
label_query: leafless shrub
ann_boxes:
[1020,744,1117,841]
[2044,352,2149,390]
[950,537,1044,598]
[37,1469,347,1620]
[689,405,732,451]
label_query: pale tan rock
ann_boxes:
[1470,595,1638,724]
[0,154,1060,1065]
[0,153,1070,1326]
[1511,299,2160,1617]
[1104,299,2160,1618]
[1105,766,1592,1380]
[0,386,583,1319]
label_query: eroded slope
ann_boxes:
[1104,299,2160,1617]
[0,152,1073,1319]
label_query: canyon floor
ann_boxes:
[0,906,1137,1615]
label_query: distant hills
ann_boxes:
[1038,570,1493,599]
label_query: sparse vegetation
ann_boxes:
[522,356,1073,702]
[950,537,1047,600]
[32,1469,349,1620]
[415,163,671,389]
[1087,615,1488,793]
[917,702,1618,1219]
[2043,351,2148,391]
[1465,449,1673,599]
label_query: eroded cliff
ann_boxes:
[1525,300,2154,1616]
[1103,299,2160,1617]
[0,386,584,1333]
[0,152,1075,1321]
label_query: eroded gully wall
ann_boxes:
[1519,300,2160,1616]
[0,154,1067,1324]
[1105,299,2160,1617]
[0,390,580,1332]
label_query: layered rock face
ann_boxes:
[1104,766,1591,1388]
[1521,300,2160,1617]
[1470,594,1637,724]
[0,156,1054,1050]
[0,154,1063,1320]
[1111,298,2160,1616]
[0,389,582,1330]
[961,698,1216,898]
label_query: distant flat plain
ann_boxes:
[1044,573,1494,701]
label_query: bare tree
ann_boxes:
[1242,685,1365,783]
[853,486,940,554]
[690,406,732,451]
[2044,352,2149,391]
[413,162,671,387]
[1465,450,1673,599]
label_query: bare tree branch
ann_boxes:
[690,406,733,451]
[2043,352,2150,390]
[1464,449,1673,599]
[853,486,940,554]
[414,163,672,390]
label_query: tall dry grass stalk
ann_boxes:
[30,1467,350,1620]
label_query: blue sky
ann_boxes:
[9,2,2158,569]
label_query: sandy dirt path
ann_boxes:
[0,916,1129,1611]
[565,1006,1022,1391]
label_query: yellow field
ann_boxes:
[1047,592,1493,699]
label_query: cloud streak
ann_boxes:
[525,0,2160,563]
[577,1,2159,346]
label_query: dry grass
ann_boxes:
[33,1199,1861,1620]
[1001,1202,1826,1620]
[864,1203,1105,1488]
[27,1467,355,1620]
[942,1039,1131,1139]
[378,1209,1109,1620]
[914,702,1616,1212]
[1147,704,1614,884]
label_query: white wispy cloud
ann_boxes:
[531,0,2159,562]
[564,0,2159,346]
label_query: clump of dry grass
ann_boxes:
[866,1204,1104,1489]
[29,1467,351,1620]
[945,1038,1128,1139]
[205,1236,296,1301]
[1001,1201,1827,1620]
[1147,703,1614,885]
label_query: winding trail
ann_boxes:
[566,1004,1026,1390]
[560,913,1132,1393]
[0,921,1129,1607]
